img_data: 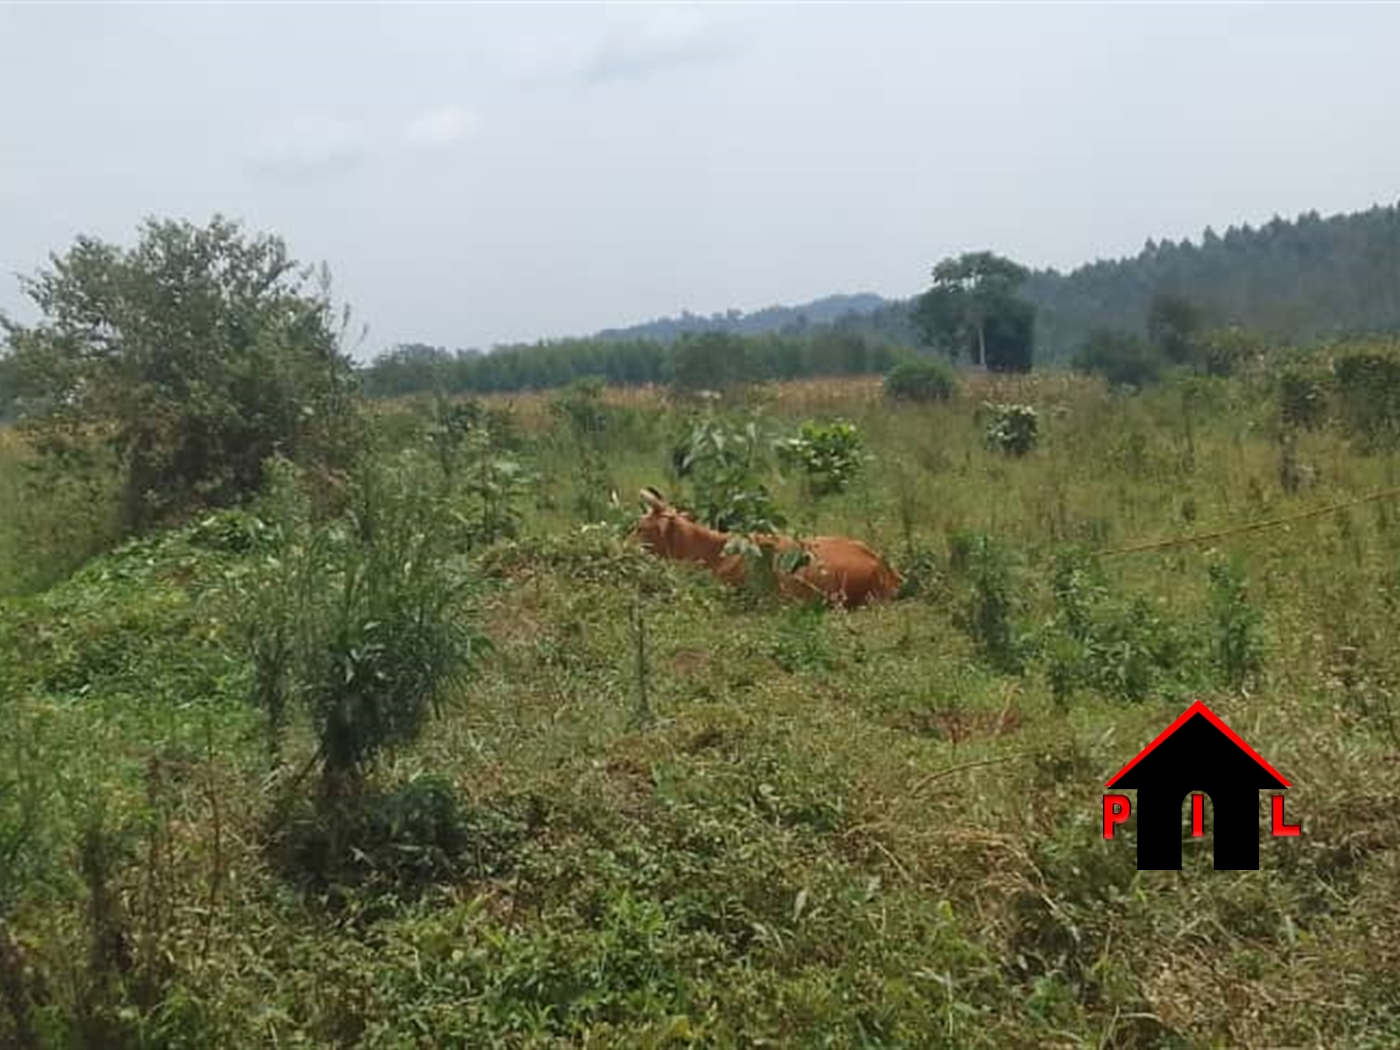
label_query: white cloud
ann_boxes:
[499,5,737,88]
[247,115,367,180]
[403,104,481,150]
[585,5,731,84]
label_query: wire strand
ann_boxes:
[1092,485,1400,558]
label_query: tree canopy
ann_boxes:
[912,251,1036,371]
[1,215,361,531]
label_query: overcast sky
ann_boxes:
[2,3,1398,359]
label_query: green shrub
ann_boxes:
[948,531,1027,674]
[1278,364,1331,431]
[774,418,864,497]
[548,377,616,523]
[444,428,535,548]
[2,216,364,534]
[306,467,488,790]
[1041,550,1199,705]
[1207,559,1264,692]
[883,358,957,403]
[1333,343,1400,452]
[675,412,785,534]
[1071,329,1163,389]
[274,775,530,894]
[981,403,1040,456]
[426,396,486,486]
[243,457,489,797]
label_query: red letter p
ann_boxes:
[1103,794,1131,839]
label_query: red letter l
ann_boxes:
[1271,794,1301,836]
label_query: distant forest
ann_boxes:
[360,328,908,399]
[593,293,890,343]
[820,202,1400,361]
[1028,202,1400,357]
[359,201,1400,397]
[8,202,1394,411]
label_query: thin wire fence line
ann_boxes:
[1092,484,1400,559]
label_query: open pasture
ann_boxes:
[2,371,1399,1047]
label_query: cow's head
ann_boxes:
[631,487,679,554]
[631,487,714,561]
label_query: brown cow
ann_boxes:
[630,488,902,609]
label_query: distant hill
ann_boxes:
[588,201,1400,362]
[361,200,1400,395]
[592,292,892,343]
[842,201,1400,362]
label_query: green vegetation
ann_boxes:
[1,216,362,536]
[362,328,909,399]
[882,356,958,403]
[672,409,787,534]
[980,402,1041,457]
[1333,342,1400,452]
[361,203,1400,403]
[913,252,1036,373]
[833,202,1400,362]
[1072,329,1163,389]
[775,418,864,499]
[5,215,1400,1046]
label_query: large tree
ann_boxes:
[1146,292,1202,367]
[912,251,1036,370]
[0,215,362,532]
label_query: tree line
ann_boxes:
[359,200,1400,397]
[359,329,913,398]
[360,250,1041,397]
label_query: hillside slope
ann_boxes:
[4,374,1400,1046]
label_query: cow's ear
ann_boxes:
[639,487,668,513]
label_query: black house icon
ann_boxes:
[1106,700,1290,870]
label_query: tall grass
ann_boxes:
[4,370,1400,1046]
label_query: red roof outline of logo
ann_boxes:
[1104,699,1291,789]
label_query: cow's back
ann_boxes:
[801,536,902,607]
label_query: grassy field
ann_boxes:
[2,371,1400,1047]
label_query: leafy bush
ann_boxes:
[1195,327,1266,378]
[948,531,1027,674]
[674,412,785,534]
[1333,342,1400,452]
[548,377,615,522]
[774,418,864,497]
[1278,364,1331,431]
[305,466,488,790]
[981,403,1040,456]
[1207,560,1264,692]
[1,216,364,534]
[548,375,610,436]
[274,775,530,894]
[426,396,485,485]
[883,358,957,403]
[243,457,489,796]
[1072,329,1163,389]
[1039,550,1205,706]
[448,429,535,548]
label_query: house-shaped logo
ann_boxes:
[1102,700,1301,870]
